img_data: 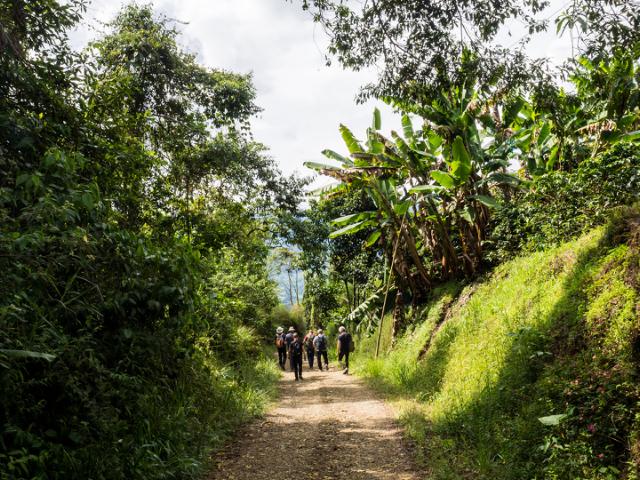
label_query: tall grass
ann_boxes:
[355,213,640,479]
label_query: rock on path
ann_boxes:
[209,366,423,480]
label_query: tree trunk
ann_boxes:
[391,290,405,345]
[287,269,293,306]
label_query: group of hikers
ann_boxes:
[274,325,354,381]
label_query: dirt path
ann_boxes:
[209,365,423,480]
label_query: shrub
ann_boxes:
[488,142,640,261]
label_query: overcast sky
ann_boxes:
[70,0,574,188]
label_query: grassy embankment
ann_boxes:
[354,208,640,479]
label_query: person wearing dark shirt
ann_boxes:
[274,326,287,370]
[288,333,304,381]
[337,325,352,374]
[313,329,329,371]
[303,330,316,369]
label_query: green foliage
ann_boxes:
[299,1,640,104]
[354,209,640,479]
[0,2,295,479]
[306,94,522,305]
[489,142,640,259]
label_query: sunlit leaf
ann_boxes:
[339,124,363,153]
[365,230,381,247]
[372,107,381,130]
[451,136,472,182]
[329,220,373,238]
[322,149,353,166]
[303,161,341,171]
[538,414,568,426]
[470,194,500,209]
[0,349,56,362]
[431,170,456,189]
[409,184,445,195]
[332,211,377,226]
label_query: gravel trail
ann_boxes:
[209,366,423,480]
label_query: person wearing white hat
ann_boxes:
[285,326,296,351]
[275,327,286,370]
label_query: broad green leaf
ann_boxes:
[537,121,551,146]
[365,230,382,247]
[546,143,560,171]
[409,185,445,195]
[329,220,373,238]
[401,114,414,141]
[394,202,410,216]
[487,172,522,187]
[367,130,385,154]
[503,96,525,126]
[470,194,500,209]
[322,149,353,166]
[308,182,344,197]
[372,107,381,130]
[451,136,472,183]
[81,192,95,210]
[431,170,456,189]
[303,161,341,172]
[621,129,640,141]
[427,130,444,150]
[339,124,363,154]
[0,349,56,362]
[461,206,476,224]
[16,173,30,186]
[538,414,568,426]
[392,131,410,156]
[331,211,377,227]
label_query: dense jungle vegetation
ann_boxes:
[296,0,640,478]
[1,0,640,479]
[0,1,305,478]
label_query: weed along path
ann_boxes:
[209,367,423,480]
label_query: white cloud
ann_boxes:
[70,0,571,188]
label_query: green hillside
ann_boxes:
[355,208,640,479]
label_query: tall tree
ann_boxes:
[298,0,640,104]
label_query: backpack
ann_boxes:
[275,335,284,348]
[304,335,314,350]
[290,340,303,356]
[315,334,327,351]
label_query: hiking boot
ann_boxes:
[343,368,349,375]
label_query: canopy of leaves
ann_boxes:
[299,0,640,103]
[0,2,301,478]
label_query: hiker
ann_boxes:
[288,332,304,381]
[285,326,295,351]
[275,327,287,370]
[303,329,315,369]
[337,325,353,374]
[313,328,329,371]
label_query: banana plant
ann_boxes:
[306,102,522,295]
[306,110,432,300]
